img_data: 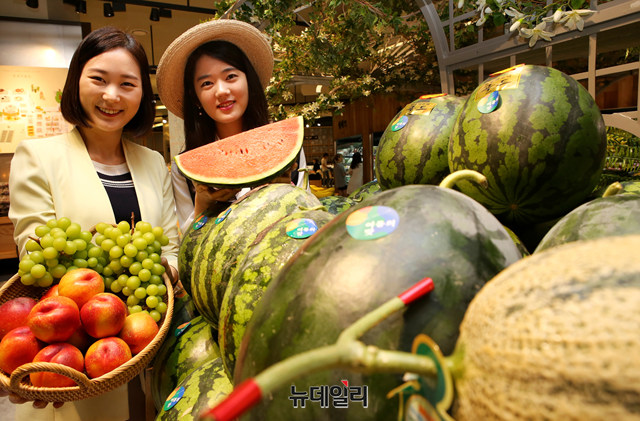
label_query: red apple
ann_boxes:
[118,312,159,355]
[0,326,42,374]
[30,343,84,387]
[0,297,37,339]
[41,284,59,300]
[80,293,127,338]
[27,296,81,343]
[57,268,104,309]
[84,337,132,379]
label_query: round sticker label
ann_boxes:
[215,207,232,224]
[405,395,439,421]
[391,115,409,132]
[346,206,399,240]
[477,91,500,114]
[163,386,185,411]
[286,218,318,239]
[174,321,191,338]
[192,214,208,231]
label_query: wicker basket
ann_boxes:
[0,272,174,402]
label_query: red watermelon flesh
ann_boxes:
[174,116,304,188]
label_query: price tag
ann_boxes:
[475,64,524,100]
[387,334,454,421]
[346,206,399,240]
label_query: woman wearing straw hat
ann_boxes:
[157,19,307,232]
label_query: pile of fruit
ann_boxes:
[0,267,161,387]
[17,218,171,322]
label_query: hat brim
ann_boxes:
[157,19,273,119]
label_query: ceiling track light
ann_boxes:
[112,0,126,12]
[75,0,87,14]
[159,8,171,18]
[26,0,39,8]
[149,7,160,21]
[104,2,114,17]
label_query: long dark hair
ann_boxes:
[182,40,269,152]
[60,26,154,138]
[350,151,362,169]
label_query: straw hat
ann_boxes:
[157,19,273,119]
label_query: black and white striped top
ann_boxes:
[92,161,141,224]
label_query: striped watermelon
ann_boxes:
[218,207,334,377]
[234,184,523,420]
[150,315,219,410]
[190,184,322,326]
[375,94,465,190]
[178,210,217,297]
[319,195,357,215]
[348,179,381,201]
[155,357,233,421]
[535,194,640,253]
[448,64,606,227]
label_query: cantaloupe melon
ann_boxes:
[452,235,640,420]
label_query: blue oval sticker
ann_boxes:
[286,218,319,239]
[215,207,232,224]
[477,91,500,114]
[346,206,399,240]
[163,386,185,411]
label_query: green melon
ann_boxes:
[150,315,219,410]
[175,116,304,188]
[234,184,523,420]
[453,235,640,420]
[218,207,333,377]
[448,64,606,227]
[376,94,465,190]
[534,194,640,253]
[155,357,233,421]
[190,184,322,326]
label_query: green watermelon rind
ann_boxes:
[174,116,304,188]
[217,208,334,377]
[448,65,607,227]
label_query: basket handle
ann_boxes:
[9,362,92,391]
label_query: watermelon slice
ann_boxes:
[174,116,304,188]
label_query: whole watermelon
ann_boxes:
[150,315,219,410]
[320,195,357,215]
[190,184,322,326]
[178,209,217,296]
[348,179,381,201]
[534,194,640,253]
[376,94,465,190]
[234,184,523,421]
[218,208,334,377]
[448,64,606,227]
[155,357,233,421]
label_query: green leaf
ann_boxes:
[570,0,586,9]
[492,13,506,26]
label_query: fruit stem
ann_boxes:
[439,169,488,190]
[602,181,623,197]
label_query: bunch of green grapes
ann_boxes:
[95,220,171,322]
[17,217,97,288]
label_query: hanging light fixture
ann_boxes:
[149,7,160,21]
[104,2,114,17]
[26,0,39,8]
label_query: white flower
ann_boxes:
[476,5,493,26]
[504,7,524,19]
[333,102,344,110]
[519,21,554,47]
[457,0,464,9]
[559,9,595,31]
[509,18,522,32]
[553,8,564,23]
[362,90,371,97]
